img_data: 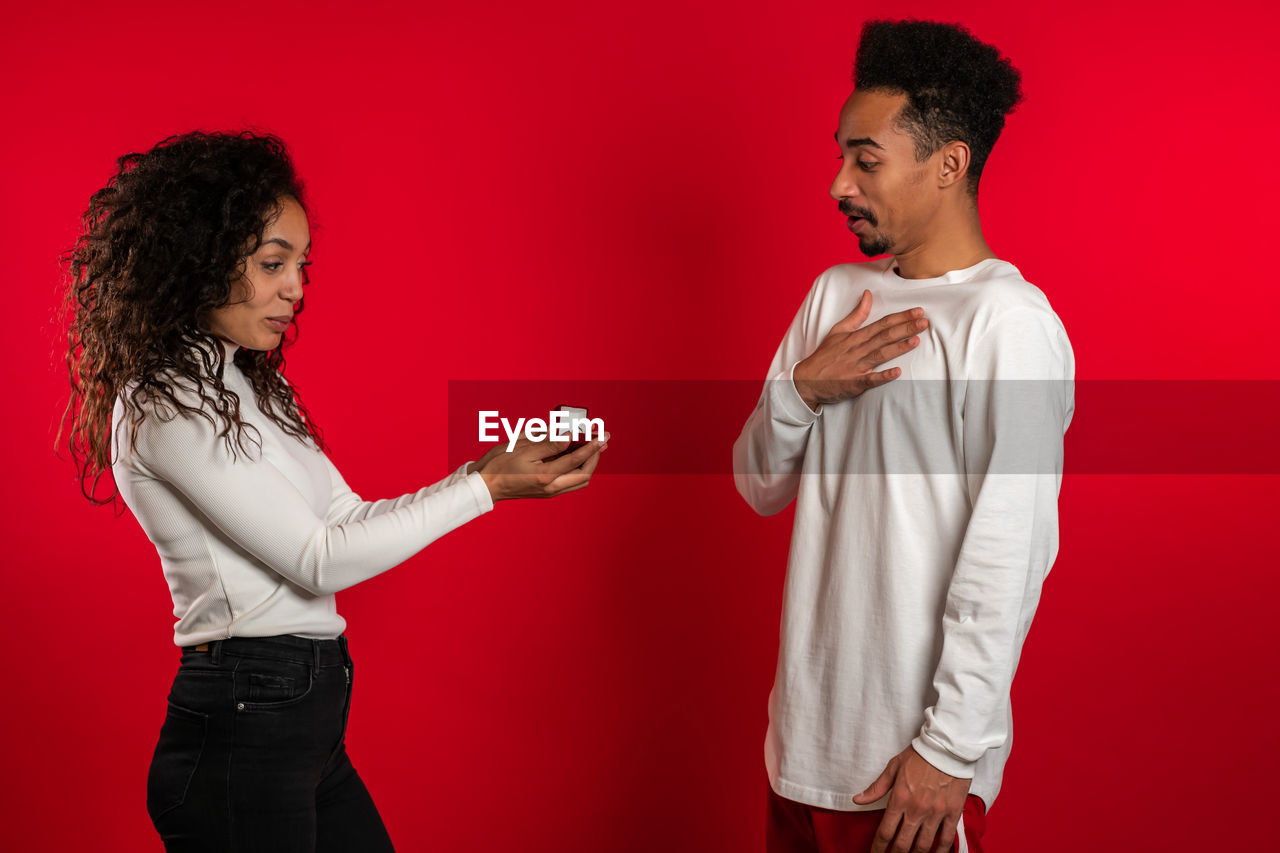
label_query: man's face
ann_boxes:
[830,89,941,258]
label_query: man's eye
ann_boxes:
[858,161,877,171]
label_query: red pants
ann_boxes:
[767,782,987,852]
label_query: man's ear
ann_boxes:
[938,141,971,188]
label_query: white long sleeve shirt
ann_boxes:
[733,256,1074,812]
[111,336,494,647]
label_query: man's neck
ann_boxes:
[890,210,996,279]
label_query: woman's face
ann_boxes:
[205,196,311,352]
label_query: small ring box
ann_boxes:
[552,405,591,456]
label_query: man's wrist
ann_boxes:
[909,734,978,780]
[791,361,821,413]
[771,359,823,425]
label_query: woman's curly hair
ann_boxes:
[57,130,328,507]
[853,18,1024,195]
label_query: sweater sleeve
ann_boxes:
[131,403,495,596]
[910,307,1075,777]
[732,277,825,517]
[322,454,479,526]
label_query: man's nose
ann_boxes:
[830,161,861,202]
[830,174,860,203]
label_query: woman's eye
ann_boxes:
[262,261,283,272]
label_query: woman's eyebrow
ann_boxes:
[260,238,312,252]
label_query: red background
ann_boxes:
[6,0,1279,850]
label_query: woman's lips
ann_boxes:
[266,317,290,332]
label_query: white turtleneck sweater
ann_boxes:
[733,256,1074,812]
[111,337,494,647]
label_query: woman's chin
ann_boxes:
[248,334,282,351]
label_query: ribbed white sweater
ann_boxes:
[733,256,1074,812]
[111,337,494,646]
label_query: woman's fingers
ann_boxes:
[537,435,608,494]
[544,468,593,495]
[573,443,605,476]
[480,433,608,500]
[539,435,608,471]
[538,448,601,488]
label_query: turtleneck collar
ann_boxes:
[189,334,241,376]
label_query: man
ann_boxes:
[732,19,1075,853]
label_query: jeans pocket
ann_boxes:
[146,701,208,821]
[234,656,315,711]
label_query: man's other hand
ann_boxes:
[853,744,971,853]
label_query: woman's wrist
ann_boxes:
[478,468,502,502]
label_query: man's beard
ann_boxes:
[857,228,893,257]
[840,201,892,256]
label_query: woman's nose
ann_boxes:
[280,269,304,300]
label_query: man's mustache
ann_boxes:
[838,201,875,223]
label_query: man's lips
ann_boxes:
[840,204,874,231]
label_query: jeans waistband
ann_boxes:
[179,633,349,668]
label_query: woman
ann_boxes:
[57,130,606,851]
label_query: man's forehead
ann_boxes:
[837,89,907,145]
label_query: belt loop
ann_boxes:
[313,639,320,672]
[211,639,223,665]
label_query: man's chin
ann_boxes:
[856,236,892,258]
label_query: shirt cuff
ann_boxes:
[910,734,979,779]
[462,467,495,514]
[769,360,822,425]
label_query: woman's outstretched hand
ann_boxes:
[470,433,609,502]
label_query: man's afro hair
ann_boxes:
[854,18,1024,193]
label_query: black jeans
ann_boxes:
[147,634,395,852]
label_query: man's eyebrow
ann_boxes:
[834,131,886,151]
[260,238,312,253]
